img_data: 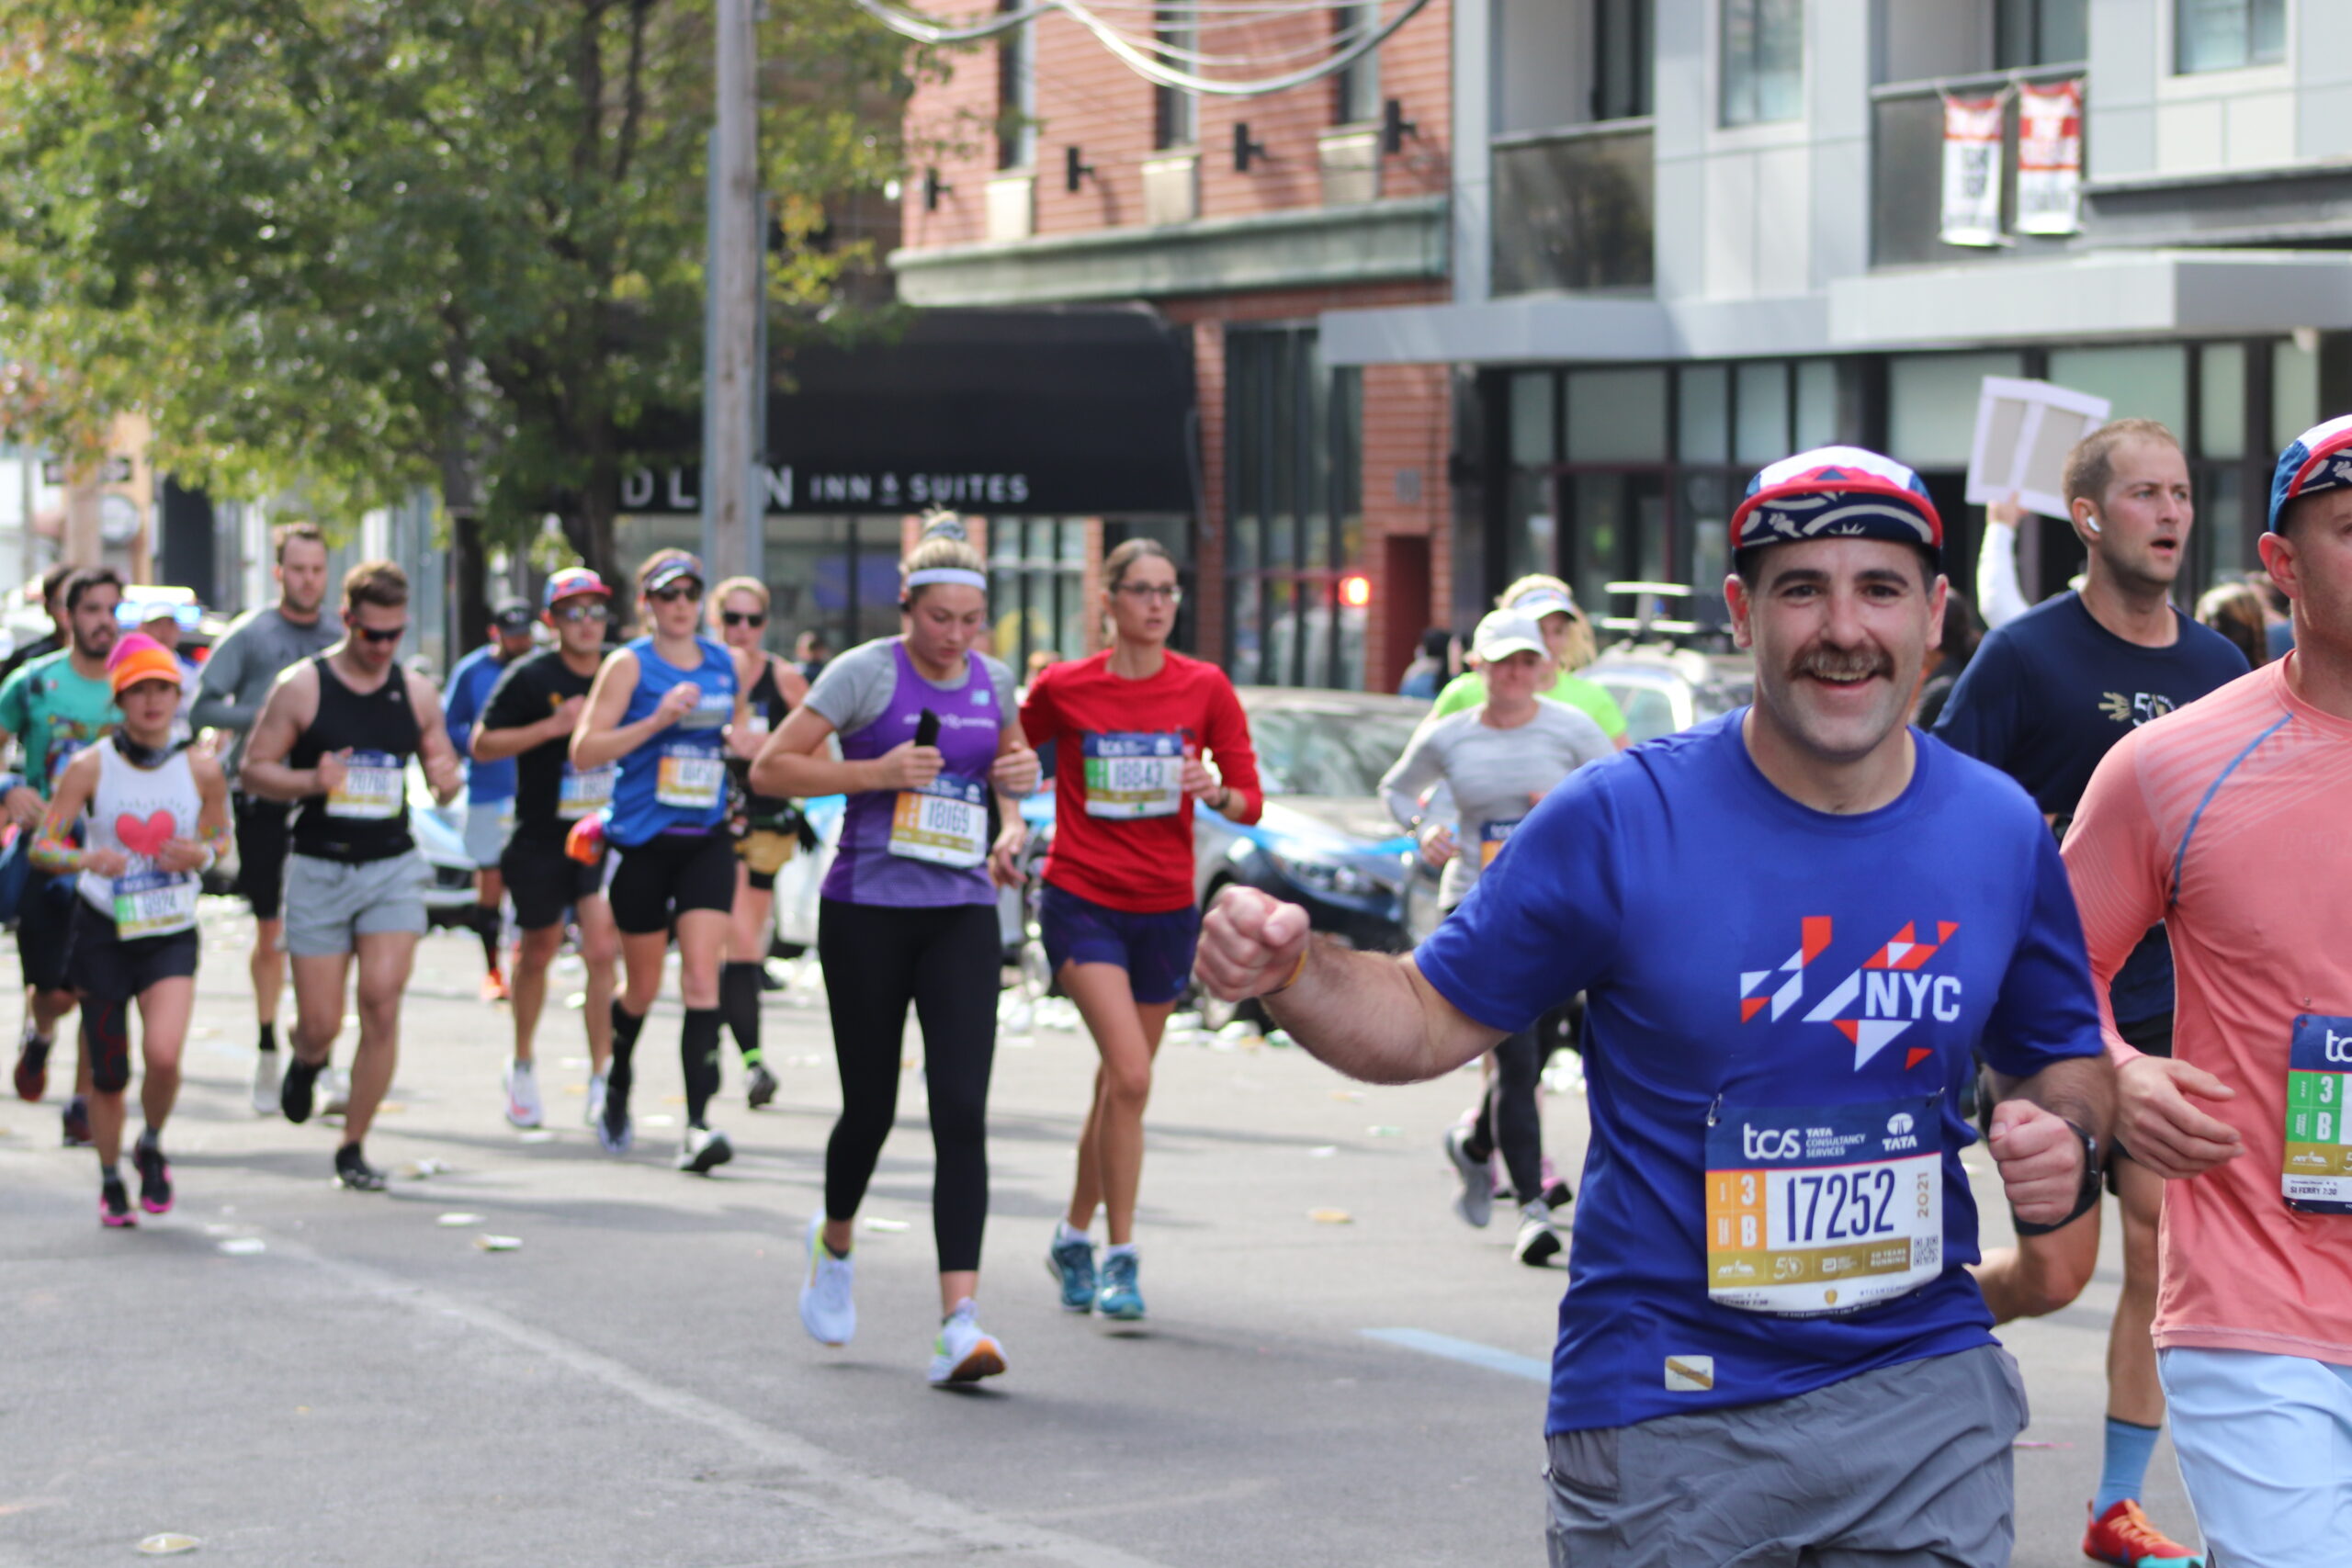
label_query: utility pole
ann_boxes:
[703,0,761,583]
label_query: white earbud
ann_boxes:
[2081,512,2102,536]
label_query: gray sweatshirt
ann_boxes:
[193,604,343,778]
[1379,696,1613,910]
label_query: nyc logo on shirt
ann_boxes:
[1738,916,1963,1071]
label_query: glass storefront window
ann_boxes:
[1888,351,2024,468]
[1566,368,1669,463]
[2199,343,2246,459]
[1735,361,1789,465]
[2048,345,2188,440]
[2274,336,2321,447]
[1227,324,1360,688]
[1510,372,1556,466]
[1679,366,1730,462]
[1794,360,1838,449]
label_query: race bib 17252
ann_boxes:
[326,750,405,819]
[1082,732,1185,819]
[888,774,988,868]
[1703,1097,1943,1316]
[2284,1015,2352,1215]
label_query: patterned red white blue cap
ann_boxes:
[1730,446,1943,555]
[2267,413,2352,532]
[543,567,611,606]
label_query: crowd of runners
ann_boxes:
[6,409,2349,1567]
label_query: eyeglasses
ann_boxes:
[552,604,610,624]
[1114,583,1183,605]
[649,582,703,604]
[722,610,767,628]
[355,622,408,645]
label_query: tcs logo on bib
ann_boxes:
[1738,916,1964,1072]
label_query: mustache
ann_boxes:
[1789,642,1894,682]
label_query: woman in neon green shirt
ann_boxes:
[1428,576,1629,749]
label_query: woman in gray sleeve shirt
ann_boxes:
[1378,609,1613,1267]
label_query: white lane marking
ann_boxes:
[267,1235,1173,1568]
[1362,1328,1550,1383]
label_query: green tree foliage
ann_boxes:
[0,0,924,591]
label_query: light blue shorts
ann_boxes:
[2160,1346,2352,1568]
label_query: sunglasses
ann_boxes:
[648,582,703,604]
[356,623,408,645]
[722,610,766,628]
[552,603,610,624]
[1115,583,1182,604]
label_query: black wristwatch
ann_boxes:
[2011,1117,2103,1237]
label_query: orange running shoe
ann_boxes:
[480,968,509,1004]
[2082,1499,2203,1567]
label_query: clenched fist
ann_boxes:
[1193,885,1311,1002]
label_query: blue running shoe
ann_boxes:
[1047,1231,1096,1313]
[1096,1250,1146,1321]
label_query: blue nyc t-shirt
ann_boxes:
[1933,592,2246,1022]
[1414,714,2104,1435]
[444,643,519,803]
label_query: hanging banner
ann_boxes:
[2016,79,2084,236]
[1939,92,2007,247]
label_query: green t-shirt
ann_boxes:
[0,649,120,796]
[1430,668,1628,739]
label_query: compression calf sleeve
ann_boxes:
[606,1000,646,1126]
[681,1007,723,1127]
[720,962,763,1066]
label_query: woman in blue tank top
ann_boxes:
[751,515,1040,1386]
[572,549,759,1174]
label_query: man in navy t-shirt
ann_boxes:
[1197,446,2114,1568]
[1933,417,2242,1568]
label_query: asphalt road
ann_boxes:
[2,901,2198,1566]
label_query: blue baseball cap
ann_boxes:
[1731,446,1943,555]
[2267,413,2352,532]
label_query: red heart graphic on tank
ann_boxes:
[114,810,175,857]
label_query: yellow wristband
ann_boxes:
[1264,945,1309,997]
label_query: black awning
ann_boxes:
[620,306,1198,517]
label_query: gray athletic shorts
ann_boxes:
[1545,1344,2027,1568]
[462,798,514,869]
[283,851,430,957]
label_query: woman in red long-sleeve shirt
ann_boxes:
[1021,539,1261,1323]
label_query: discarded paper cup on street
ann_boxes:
[1309,1209,1352,1225]
[435,1213,485,1227]
[216,1237,266,1257]
[474,1235,523,1252]
[136,1534,200,1555]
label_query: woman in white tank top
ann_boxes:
[30,634,231,1227]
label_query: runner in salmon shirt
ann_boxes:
[2063,414,2352,1568]
[1022,538,1261,1322]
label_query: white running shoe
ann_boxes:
[320,1067,351,1118]
[503,1057,543,1129]
[583,1070,608,1130]
[928,1298,1006,1386]
[1513,1199,1562,1268]
[675,1124,733,1174]
[798,1214,855,1346]
[1442,1125,1493,1228]
[250,1050,281,1117]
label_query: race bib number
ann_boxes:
[113,868,198,939]
[2283,1015,2352,1214]
[558,762,616,821]
[889,774,988,868]
[1082,733,1185,819]
[327,750,404,819]
[655,745,724,810]
[1479,818,1522,869]
[1703,1098,1943,1316]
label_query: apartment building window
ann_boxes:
[997,0,1036,169]
[1226,326,1365,690]
[2177,0,2284,73]
[1720,0,1803,126]
[1996,0,2087,67]
[1593,0,1653,120]
[1333,3,1380,125]
[1155,6,1197,148]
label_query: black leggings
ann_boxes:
[816,897,1001,1273]
[1466,1025,1544,1203]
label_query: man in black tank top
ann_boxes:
[241,562,463,1191]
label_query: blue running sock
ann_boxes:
[2093,1416,2161,1517]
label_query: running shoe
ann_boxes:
[583,1070,608,1130]
[1513,1199,1562,1267]
[503,1057,543,1130]
[99,1175,136,1228]
[13,1026,49,1102]
[280,1056,320,1123]
[1539,1156,1573,1210]
[334,1143,388,1192]
[2082,1500,2203,1568]
[928,1298,1005,1386]
[1095,1251,1146,1322]
[798,1214,855,1346]
[320,1067,351,1118]
[675,1124,734,1175]
[746,1063,779,1110]
[61,1095,91,1147]
[133,1131,173,1215]
[596,1093,633,1155]
[481,969,509,1005]
[1047,1231,1097,1313]
[250,1047,281,1116]
[1442,1125,1493,1229]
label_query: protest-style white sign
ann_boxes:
[1966,378,2111,520]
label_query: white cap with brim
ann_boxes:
[1506,587,1577,620]
[1471,610,1550,665]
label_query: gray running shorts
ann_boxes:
[283,851,430,957]
[1544,1344,2027,1568]
[462,798,514,870]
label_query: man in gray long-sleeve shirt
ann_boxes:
[193,523,339,1112]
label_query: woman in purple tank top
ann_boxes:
[752,516,1040,1386]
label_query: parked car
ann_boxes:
[1584,644,1753,744]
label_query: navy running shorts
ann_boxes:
[1038,882,1200,1005]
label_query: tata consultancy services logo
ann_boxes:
[1740,917,1962,1070]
